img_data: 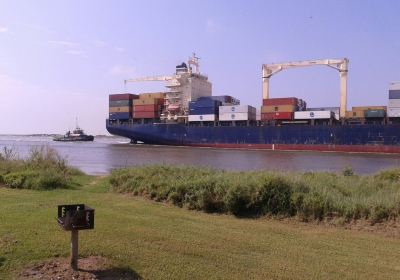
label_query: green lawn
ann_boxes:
[1,176,400,279]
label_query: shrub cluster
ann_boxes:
[0,146,82,190]
[110,165,400,223]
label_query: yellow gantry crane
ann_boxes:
[262,58,349,118]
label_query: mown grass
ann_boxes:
[110,165,400,224]
[1,178,400,280]
[0,146,84,190]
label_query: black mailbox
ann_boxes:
[57,204,94,231]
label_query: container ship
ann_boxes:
[106,55,400,154]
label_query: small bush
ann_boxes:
[342,166,354,176]
[0,146,82,190]
[371,205,390,224]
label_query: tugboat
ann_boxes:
[54,126,94,142]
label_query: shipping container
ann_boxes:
[133,98,164,105]
[389,82,400,91]
[263,97,298,106]
[388,99,400,108]
[189,99,222,108]
[219,112,256,121]
[219,105,256,114]
[189,107,219,115]
[109,93,139,101]
[109,112,130,120]
[109,106,131,113]
[139,92,166,99]
[388,107,400,118]
[364,109,386,118]
[188,114,217,122]
[345,110,364,118]
[133,105,162,112]
[261,112,294,120]
[261,105,296,113]
[307,107,339,120]
[389,90,400,99]
[352,106,387,111]
[294,111,332,120]
[109,100,131,107]
[133,111,160,119]
[205,95,240,105]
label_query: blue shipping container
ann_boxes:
[109,112,130,120]
[189,100,222,108]
[189,107,218,115]
[389,90,400,99]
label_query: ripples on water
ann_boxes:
[0,135,399,175]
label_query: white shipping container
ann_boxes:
[294,110,333,120]
[388,108,400,118]
[388,99,400,108]
[219,112,256,121]
[219,105,256,114]
[390,81,400,90]
[188,114,216,122]
[307,107,339,120]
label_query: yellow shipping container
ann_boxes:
[139,92,166,99]
[133,98,164,105]
[345,110,364,118]
[352,106,387,111]
[261,105,296,113]
[109,106,131,113]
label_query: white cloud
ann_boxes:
[0,26,8,33]
[48,40,80,47]
[109,64,135,77]
[114,46,125,52]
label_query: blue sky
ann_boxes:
[1,0,399,134]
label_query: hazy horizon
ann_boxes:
[1,0,399,134]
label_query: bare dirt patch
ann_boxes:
[19,256,141,280]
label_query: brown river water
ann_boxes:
[1,135,399,175]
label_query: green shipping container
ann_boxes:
[364,109,386,118]
[109,100,131,107]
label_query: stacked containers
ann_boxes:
[388,83,400,118]
[109,93,139,120]
[209,95,240,105]
[188,97,222,122]
[133,92,165,119]
[346,106,386,119]
[219,105,256,121]
[261,97,298,121]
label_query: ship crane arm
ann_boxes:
[124,75,176,85]
[262,58,349,118]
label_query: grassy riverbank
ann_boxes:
[1,177,400,279]
[110,165,400,224]
[1,148,400,279]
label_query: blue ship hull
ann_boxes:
[106,121,400,153]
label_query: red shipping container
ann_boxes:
[133,105,161,112]
[133,111,160,119]
[261,112,294,120]
[109,93,139,101]
[262,98,298,106]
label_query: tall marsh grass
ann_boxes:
[110,165,400,223]
[0,146,83,190]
